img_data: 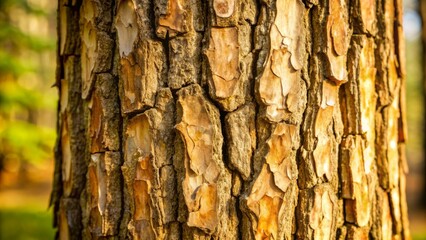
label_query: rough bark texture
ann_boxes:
[52,0,410,239]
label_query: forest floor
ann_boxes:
[0,161,55,239]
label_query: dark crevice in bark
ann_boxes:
[148,0,158,40]
[112,39,126,238]
[392,0,403,77]
[161,34,171,88]
[296,3,314,190]
[219,109,230,168]
[123,107,155,120]
[234,196,243,240]
[250,12,261,180]
[199,31,207,90]
[170,88,179,102]
[110,19,122,233]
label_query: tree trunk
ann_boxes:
[419,0,426,210]
[51,0,410,239]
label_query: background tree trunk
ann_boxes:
[51,0,410,239]
[419,0,426,210]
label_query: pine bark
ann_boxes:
[52,0,410,239]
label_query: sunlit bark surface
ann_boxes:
[52,0,409,239]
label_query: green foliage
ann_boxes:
[0,23,55,53]
[0,80,41,109]
[3,0,50,14]
[0,121,55,164]
[0,0,57,166]
[413,233,426,240]
[405,37,424,158]
[0,51,35,76]
[0,208,55,240]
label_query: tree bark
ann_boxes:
[52,0,410,239]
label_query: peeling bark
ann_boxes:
[245,122,299,239]
[175,84,232,235]
[89,73,120,153]
[156,0,189,38]
[257,0,306,122]
[53,0,410,239]
[122,89,177,239]
[205,27,240,99]
[326,0,350,82]
[86,152,121,238]
[116,0,166,113]
[297,184,338,240]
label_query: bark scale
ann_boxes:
[52,0,410,239]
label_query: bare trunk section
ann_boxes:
[52,0,410,239]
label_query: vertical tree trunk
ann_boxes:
[52,0,410,239]
[419,0,426,209]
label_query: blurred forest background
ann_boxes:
[0,0,424,239]
[0,0,57,238]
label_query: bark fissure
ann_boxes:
[54,0,410,239]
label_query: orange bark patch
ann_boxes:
[341,136,372,227]
[133,159,155,238]
[257,0,305,122]
[81,0,97,98]
[247,123,298,239]
[187,184,218,231]
[266,123,297,192]
[247,166,282,240]
[255,196,282,240]
[359,38,376,174]
[157,0,187,37]
[125,115,156,238]
[205,27,240,99]
[360,0,376,33]
[326,0,349,82]
[133,156,154,221]
[119,40,163,113]
[309,189,334,239]
[313,81,337,180]
[61,115,72,197]
[176,88,220,232]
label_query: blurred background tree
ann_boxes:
[0,0,57,182]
